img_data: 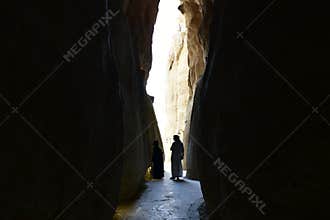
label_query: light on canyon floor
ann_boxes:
[114,168,203,219]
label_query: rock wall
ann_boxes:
[166,0,212,176]
[164,0,213,171]
[164,14,190,163]
[2,1,124,219]
[2,0,161,218]
[4,0,328,219]
[190,0,330,219]
[181,0,213,94]
[122,0,160,82]
[112,1,162,201]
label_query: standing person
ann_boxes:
[170,135,184,180]
[152,141,164,179]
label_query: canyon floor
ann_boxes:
[114,164,204,219]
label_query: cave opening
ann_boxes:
[146,0,190,167]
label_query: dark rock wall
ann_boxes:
[190,0,330,219]
[123,0,160,82]
[2,1,123,219]
[2,0,160,219]
[111,4,162,201]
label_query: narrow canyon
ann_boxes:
[2,0,329,219]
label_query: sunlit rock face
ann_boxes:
[190,0,330,219]
[163,14,190,163]
[181,0,212,94]
[163,0,212,171]
[172,0,213,176]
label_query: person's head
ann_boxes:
[173,135,180,142]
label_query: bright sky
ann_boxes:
[146,0,181,139]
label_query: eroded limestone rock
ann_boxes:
[112,1,163,201]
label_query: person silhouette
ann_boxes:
[151,140,164,179]
[170,135,184,181]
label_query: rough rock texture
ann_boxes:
[164,0,213,171]
[190,0,330,219]
[122,0,160,83]
[111,5,162,201]
[2,0,161,218]
[164,14,190,164]
[178,0,213,177]
[181,0,213,94]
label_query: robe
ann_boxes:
[152,146,164,179]
[170,141,184,177]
